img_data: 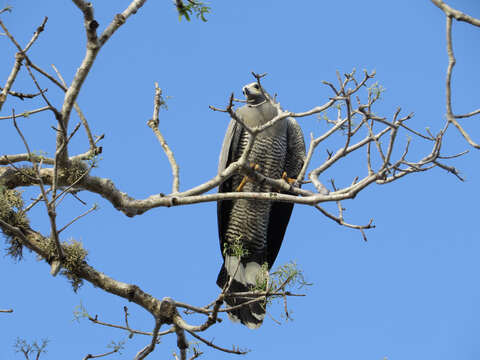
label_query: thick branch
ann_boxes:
[431,0,480,27]
[134,319,161,360]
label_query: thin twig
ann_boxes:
[147,82,180,193]
[82,349,119,360]
[454,108,480,119]
[57,204,97,234]
[12,112,64,266]
[0,106,51,121]
[24,189,52,213]
[88,315,174,337]
[186,330,249,355]
[23,17,48,53]
[51,64,97,150]
[0,52,23,111]
[442,14,480,148]
[0,86,47,101]
[314,204,374,239]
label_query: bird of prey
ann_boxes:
[216,82,306,329]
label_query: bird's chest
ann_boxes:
[239,125,288,179]
[235,103,288,177]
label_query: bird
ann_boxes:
[216,82,306,329]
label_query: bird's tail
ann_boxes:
[216,256,268,329]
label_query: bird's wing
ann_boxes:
[217,117,244,258]
[284,117,306,179]
[265,117,306,267]
[218,118,238,174]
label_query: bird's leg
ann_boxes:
[282,171,297,184]
[236,163,261,192]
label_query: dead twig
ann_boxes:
[147,82,180,193]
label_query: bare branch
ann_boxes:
[0,52,24,111]
[24,188,52,213]
[56,1,146,166]
[24,64,60,118]
[454,108,480,119]
[0,86,47,101]
[72,0,98,43]
[57,204,98,234]
[1,153,54,165]
[431,0,480,27]
[315,205,374,241]
[29,61,66,90]
[438,150,469,159]
[433,5,480,149]
[186,330,249,355]
[23,17,48,53]
[0,106,51,121]
[87,313,174,337]
[134,319,161,360]
[0,6,12,14]
[82,348,119,360]
[0,18,23,51]
[51,64,97,150]
[98,0,148,47]
[433,160,464,181]
[147,83,180,193]
[174,323,188,360]
[0,16,50,111]
[12,113,64,270]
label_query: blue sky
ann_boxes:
[1,0,480,359]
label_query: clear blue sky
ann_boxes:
[1,0,480,359]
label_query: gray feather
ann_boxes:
[216,83,305,328]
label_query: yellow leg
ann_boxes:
[236,176,248,192]
[236,163,261,192]
[282,171,297,184]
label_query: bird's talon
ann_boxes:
[236,177,248,192]
[282,171,297,184]
[237,163,261,191]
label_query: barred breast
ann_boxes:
[224,107,288,262]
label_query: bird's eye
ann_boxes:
[254,84,259,89]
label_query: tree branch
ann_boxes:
[134,319,161,360]
[431,0,480,27]
[147,82,180,193]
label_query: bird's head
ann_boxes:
[242,82,268,105]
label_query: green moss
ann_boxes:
[0,186,88,291]
[254,262,269,291]
[16,167,37,184]
[41,238,88,292]
[222,236,249,259]
[61,239,88,292]
[270,261,311,291]
[0,188,29,260]
[59,159,89,185]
